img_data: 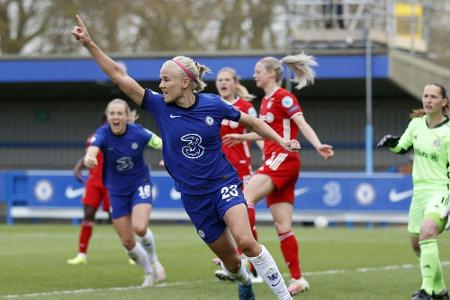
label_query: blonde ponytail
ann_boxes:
[281,52,317,90]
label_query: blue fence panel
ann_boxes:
[4,170,413,224]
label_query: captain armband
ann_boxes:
[148,134,163,150]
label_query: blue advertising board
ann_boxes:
[3,170,413,224]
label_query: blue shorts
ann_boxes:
[181,181,246,244]
[110,183,153,219]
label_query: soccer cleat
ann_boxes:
[411,289,432,300]
[433,289,449,300]
[66,253,87,265]
[141,273,154,288]
[238,282,256,300]
[214,269,235,281]
[151,260,166,282]
[249,272,264,284]
[288,277,310,295]
[213,258,234,281]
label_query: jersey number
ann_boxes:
[181,134,205,159]
[221,184,239,201]
[138,185,152,199]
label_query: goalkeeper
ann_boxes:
[377,83,450,300]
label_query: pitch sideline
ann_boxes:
[4,261,450,298]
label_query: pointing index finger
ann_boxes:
[76,14,85,28]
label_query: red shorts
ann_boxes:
[82,181,110,212]
[256,153,300,207]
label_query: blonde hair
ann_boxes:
[259,52,317,90]
[171,56,210,93]
[105,98,139,123]
[217,67,255,101]
[409,83,449,119]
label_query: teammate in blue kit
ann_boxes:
[84,98,165,288]
[73,14,295,300]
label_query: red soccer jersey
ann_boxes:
[86,134,104,186]
[259,88,302,158]
[220,98,257,174]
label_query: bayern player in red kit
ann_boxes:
[224,53,334,296]
[67,115,111,265]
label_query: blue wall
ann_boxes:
[0,54,388,83]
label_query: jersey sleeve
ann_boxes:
[280,94,303,118]
[390,119,416,154]
[246,103,258,118]
[141,88,165,115]
[219,97,241,121]
[90,127,106,149]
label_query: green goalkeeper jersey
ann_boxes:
[390,116,450,190]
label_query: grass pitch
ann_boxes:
[1,223,450,299]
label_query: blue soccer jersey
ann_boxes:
[91,123,153,195]
[141,89,241,195]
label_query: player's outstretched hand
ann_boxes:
[279,139,300,152]
[72,14,92,46]
[222,133,243,147]
[84,156,98,169]
[377,135,399,148]
[317,144,334,160]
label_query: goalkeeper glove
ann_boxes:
[377,135,400,148]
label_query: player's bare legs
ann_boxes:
[132,203,166,282]
[208,203,292,300]
[113,215,154,287]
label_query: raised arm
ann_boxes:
[72,14,145,105]
[84,146,101,169]
[292,114,334,160]
[236,112,300,152]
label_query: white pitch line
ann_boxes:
[3,261,450,299]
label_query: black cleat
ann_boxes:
[412,289,432,300]
[433,288,449,300]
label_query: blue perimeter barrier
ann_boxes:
[2,170,412,225]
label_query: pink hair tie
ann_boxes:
[171,59,196,82]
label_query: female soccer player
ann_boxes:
[223,54,334,295]
[73,14,295,300]
[84,98,165,287]
[378,83,449,300]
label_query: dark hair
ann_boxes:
[432,82,448,99]
[409,83,449,119]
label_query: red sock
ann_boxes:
[79,221,94,254]
[247,205,258,274]
[247,204,258,241]
[279,231,301,279]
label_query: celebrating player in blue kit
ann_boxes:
[73,15,295,299]
[84,98,165,288]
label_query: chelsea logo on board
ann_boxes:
[205,116,214,126]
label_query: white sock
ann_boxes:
[127,242,152,275]
[221,260,251,286]
[248,245,291,300]
[136,228,158,264]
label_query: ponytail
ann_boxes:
[281,52,317,90]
